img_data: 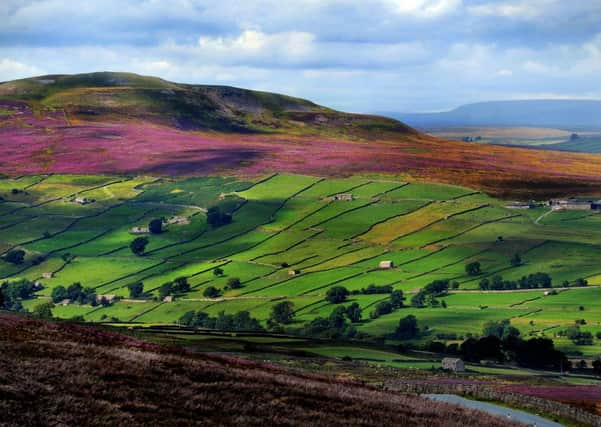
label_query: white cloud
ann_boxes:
[198,29,315,62]
[383,0,462,17]
[467,0,553,18]
[0,58,42,81]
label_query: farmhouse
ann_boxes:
[42,272,54,279]
[379,260,394,269]
[288,269,301,276]
[130,226,149,234]
[441,357,465,372]
[163,295,174,302]
[549,198,592,210]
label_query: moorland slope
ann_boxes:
[0,312,519,427]
[2,73,601,197]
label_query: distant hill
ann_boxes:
[384,100,601,130]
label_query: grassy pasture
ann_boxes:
[2,173,600,359]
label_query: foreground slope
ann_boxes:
[2,73,601,197]
[0,313,518,427]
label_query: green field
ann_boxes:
[2,173,601,356]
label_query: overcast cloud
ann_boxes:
[1,0,601,112]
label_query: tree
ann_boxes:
[32,302,54,318]
[148,218,163,234]
[450,281,460,290]
[465,261,481,276]
[130,237,148,256]
[593,359,601,376]
[51,285,68,303]
[227,277,242,289]
[390,290,404,308]
[4,249,25,265]
[345,302,362,323]
[410,291,426,308]
[370,301,393,319]
[173,277,190,293]
[127,282,145,298]
[395,315,419,340]
[441,300,447,308]
[270,301,295,324]
[207,206,232,228]
[159,282,173,300]
[510,253,522,267]
[483,319,520,340]
[326,286,349,304]
[213,267,224,276]
[203,286,221,299]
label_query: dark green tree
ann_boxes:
[32,302,54,318]
[5,249,25,265]
[130,237,149,256]
[127,282,145,298]
[345,302,362,323]
[148,218,163,234]
[510,253,522,267]
[395,315,419,340]
[213,267,224,276]
[325,286,349,304]
[465,261,481,276]
[202,286,221,299]
[390,290,404,308]
[51,286,68,303]
[159,282,173,299]
[227,277,242,289]
[270,301,295,324]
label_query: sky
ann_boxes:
[1,0,601,112]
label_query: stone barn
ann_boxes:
[378,260,394,269]
[441,357,465,372]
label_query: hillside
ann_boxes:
[3,174,601,359]
[3,73,601,197]
[0,312,518,427]
[385,100,601,130]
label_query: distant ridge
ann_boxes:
[383,100,601,130]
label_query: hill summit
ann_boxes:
[0,71,414,136]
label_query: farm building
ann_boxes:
[163,296,174,302]
[325,193,353,201]
[379,260,394,269]
[32,281,44,291]
[288,269,301,276]
[441,357,465,372]
[41,272,54,279]
[96,294,116,304]
[549,199,592,210]
[505,201,535,209]
[74,197,93,205]
[130,226,149,234]
[166,216,190,225]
